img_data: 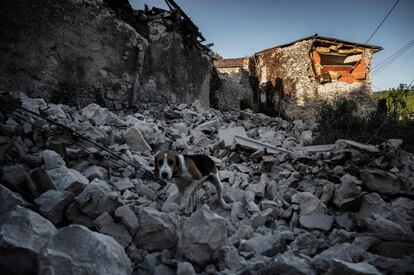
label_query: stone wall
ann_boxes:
[213,57,254,110]
[214,70,254,110]
[253,39,376,119]
[0,0,212,110]
[138,20,212,107]
[255,40,316,110]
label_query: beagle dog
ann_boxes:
[154,150,230,213]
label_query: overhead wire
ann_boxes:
[372,39,414,74]
[365,0,400,44]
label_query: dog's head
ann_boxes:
[154,150,180,180]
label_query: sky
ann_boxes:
[129,0,414,91]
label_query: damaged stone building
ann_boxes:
[0,0,214,110]
[215,35,382,118]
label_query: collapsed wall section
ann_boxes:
[0,0,213,109]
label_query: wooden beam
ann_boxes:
[165,0,206,42]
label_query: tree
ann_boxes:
[212,52,223,60]
[386,83,409,120]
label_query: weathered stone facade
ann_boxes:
[0,0,213,110]
[215,35,381,118]
[213,57,254,110]
[213,70,253,111]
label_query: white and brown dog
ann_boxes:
[154,150,230,213]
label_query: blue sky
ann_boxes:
[129,0,414,90]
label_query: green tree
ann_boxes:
[212,52,223,60]
[386,83,409,120]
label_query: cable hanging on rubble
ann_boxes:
[0,96,166,186]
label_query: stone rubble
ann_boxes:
[0,96,413,274]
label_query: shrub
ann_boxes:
[313,95,414,151]
[315,97,366,142]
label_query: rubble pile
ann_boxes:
[0,93,413,274]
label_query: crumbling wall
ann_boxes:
[253,39,376,119]
[215,70,254,110]
[139,20,212,107]
[213,57,254,110]
[0,0,212,109]
[255,40,317,116]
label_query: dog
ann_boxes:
[154,150,231,213]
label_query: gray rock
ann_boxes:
[114,205,139,233]
[81,103,117,126]
[21,97,47,114]
[0,184,31,217]
[133,121,165,146]
[328,229,355,245]
[0,206,57,275]
[93,212,132,247]
[240,232,285,256]
[218,126,247,147]
[390,197,414,228]
[215,245,244,271]
[290,232,320,256]
[223,186,245,203]
[358,193,389,219]
[246,182,266,198]
[300,130,313,145]
[361,168,402,195]
[299,214,334,231]
[67,179,120,225]
[177,205,227,266]
[333,174,362,208]
[122,189,138,200]
[1,165,39,200]
[42,149,65,170]
[320,180,335,205]
[135,207,178,251]
[269,251,316,275]
[312,243,366,271]
[48,166,89,195]
[112,177,134,191]
[35,190,74,224]
[29,167,57,195]
[292,192,327,215]
[134,180,157,200]
[177,261,196,275]
[365,254,414,275]
[154,264,175,275]
[250,208,273,228]
[124,124,152,152]
[335,212,356,231]
[140,251,161,274]
[365,213,413,239]
[241,251,316,275]
[38,224,132,275]
[327,259,381,275]
[228,224,254,245]
[82,165,108,181]
[43,103,67,120]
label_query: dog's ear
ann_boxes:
[173,154,180,176]
[154,156,160,178]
